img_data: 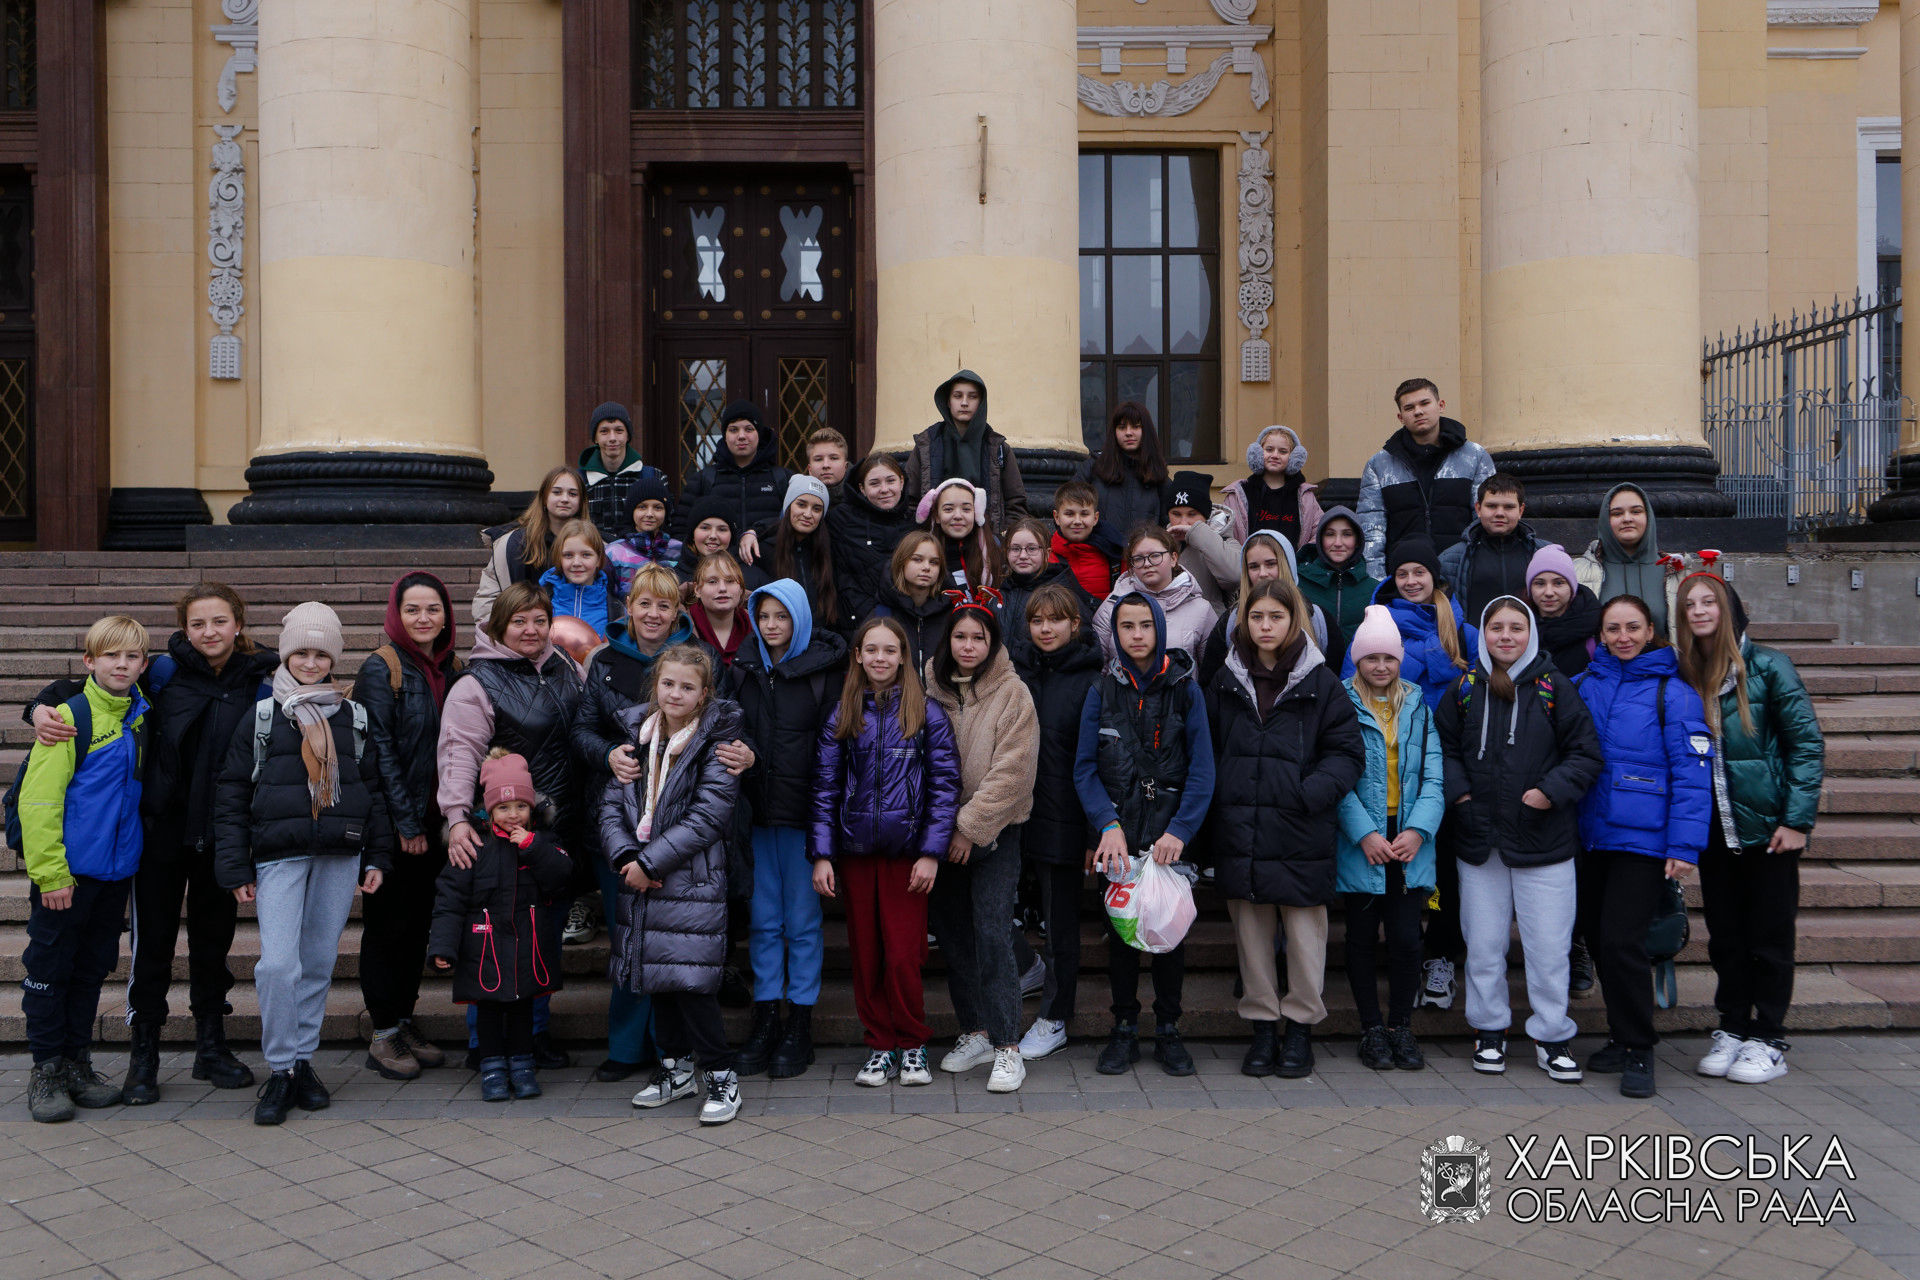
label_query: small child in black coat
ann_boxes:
[429,751,572,1102]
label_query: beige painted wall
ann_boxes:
[1699,0,1768,338]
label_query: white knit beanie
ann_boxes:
[278,601,345,663]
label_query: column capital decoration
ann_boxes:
[213,0,259,114]
[1236,130,1273,383]
[1766,1,1878,26]
[208,124,245,380]
[1076,23,1270,117]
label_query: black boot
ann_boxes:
[508,1055,542,1100]
[1153,1023,1194,1077]
[192,1016,255,1090]
[769,1004,814,1079]
[1620,1048,1656,1099]
[1241,1021,1279,1077]
[1275,1019,1314,1079]
[531,1032,570,1070]
[1096,1023,1140,1075]
[735,1002,783,1077]
[123,1021,163,1106]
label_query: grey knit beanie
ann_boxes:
[278,601,345,663]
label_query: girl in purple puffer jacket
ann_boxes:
[809,615,961,1088]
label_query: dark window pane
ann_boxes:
[1111,154,1163,249]
[1080,257,1107,354]
[1167,153,1218,249]
[1081,362,1107,454]
[1166,361,1219,462]
[1117,366,1160,427]
[1878,156,1902,258]
[1168,255,1215,354]
[1080,154,1106,249]
[1112,256,1163,355]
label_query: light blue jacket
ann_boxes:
[1335,679,1445,894]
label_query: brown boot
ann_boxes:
[395,1020,445,1069]
[365,1031,421,1081]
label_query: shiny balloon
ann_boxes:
[549,615,602,666]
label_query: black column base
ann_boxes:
[102,488,214,552]
[1012,447,1089,518]
[226,451,512,526]
[1867,452,1920,525]
[1491,445,1736,520]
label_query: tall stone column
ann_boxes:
[231,0,502,525]
[1478,0,1732,519]
[871,0,1084,492]
[1869,3,1920,525]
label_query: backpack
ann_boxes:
[4,693,149,854]
[369,643,464,694]
[249,697,369,783]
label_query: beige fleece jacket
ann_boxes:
[923,645,1040,847]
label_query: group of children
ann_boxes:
[12,382,1826,1127]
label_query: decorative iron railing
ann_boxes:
[1702,290,1909,530]
[633,0,859,110]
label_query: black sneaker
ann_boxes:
[254,1070,295,1126]
[1587,1039,1628,1074]
[1275,1020,1314,1079]
[1620,1048,1656,1098]
[1472,1030,1506,1074]
[1568,941,1594,995]
[1387,1024,1425,1071]
[1356,1025,1393,1071]
[291,1060,330,1111]
[1096,1023,1140,1075]
[593,1057,645,1083]
[1153,1023,1194,1077]
[1536,1040,1583,1082]
[531,1032,570,1070]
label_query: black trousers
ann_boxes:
[24,876,130,1064]
[359,836,446,1027]
[1108,920,1184,1027]
[1577,848,1669,1050]
[126,842,238,1025]
[475,999,537,1059]
[1038,862,1085,1024]
[654,992,733,1072]
[1697,832,1799,1044]
[1423,820,1463,961]
[1344,847,1425,1029]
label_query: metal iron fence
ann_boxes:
[1702,290,1909,530]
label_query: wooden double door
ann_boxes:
[646,171,855,487]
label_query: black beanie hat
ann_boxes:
[721,400,763,436]
[623,471,673,525]
[589,400,632,434]
[683,494,740,545]
[1386,534,1445,592]
[1163,471,1214,521]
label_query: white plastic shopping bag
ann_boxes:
[1103,854,1197,954]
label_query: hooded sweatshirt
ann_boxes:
[1297,505,1379,651]
[1092,565,1219,665]
[1575,482,1675,637]
[904,370,1028,529]
[736,581,849,829]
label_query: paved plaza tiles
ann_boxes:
[0,1033,1916,1280]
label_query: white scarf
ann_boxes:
[634,709,698,843]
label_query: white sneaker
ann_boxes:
[1418,958,1455,1010]
[1535,1041,1582,1083]
[1019,1018,1067,1061]
[1697,1029,1745,1078]
[854,1050,897,1087]
[1727,1040,1787,1085]
[986,1046,1026,1093]
[631,1060,697,1108]
[940,1031,995,1073]
[1472,1031,1505,1074]
[699,1070,741,1124]
[898,1046,932,1086]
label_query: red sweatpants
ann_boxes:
[839,855,931,1050]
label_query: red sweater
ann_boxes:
[1050,532,1113,599]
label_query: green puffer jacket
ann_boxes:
[1712,640,1824,849]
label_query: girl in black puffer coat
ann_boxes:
[868,531,957,675]
[831,454,916,621]
[429,751,573,1102]
[1000,519,1097,670]
[1205,580,1365,1081]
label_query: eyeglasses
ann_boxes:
[1129,551,1169,568]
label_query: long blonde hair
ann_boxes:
[1429,587,1469,672]
[1676,574,1753,735]
[836,615,927,741]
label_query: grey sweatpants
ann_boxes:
[255,855,361,1071]
[1458,855,1578,1045]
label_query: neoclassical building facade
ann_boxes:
[9,0,1920,546]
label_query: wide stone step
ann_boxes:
[0,603,396,629]
[0,625,394,653]
[1776,643,1920,666]
[1820,776,1920,814]
[1824,733,1920,776]
[1805,815,1920,859]
[1815,696,1920,735]
[1802,666,1920,696]
[0,549,491,570]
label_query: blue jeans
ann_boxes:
[750,826,824,1005]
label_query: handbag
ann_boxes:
[1644,875,1690,1010]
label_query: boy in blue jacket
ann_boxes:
[17,616,151,1122]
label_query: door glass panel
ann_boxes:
[690,206,727,301]
[0,356,26,519]
[1111,154,1163,248]
[1112,257,1163,355]
[777,356,831,471]
[779,205,825,301]
[1168,255,1215,355]
[1080,258,1106,355]
[679,357,731,479]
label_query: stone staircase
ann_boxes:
[0,548,1914,1049]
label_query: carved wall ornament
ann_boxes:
[1766,1,1879,25]
[213,0,258,114]
[1076,24,1271,117]
[208,124,245,380]
[1236,130,1274,384]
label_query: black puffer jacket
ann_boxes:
[998,561,1097,668]
[355,646,464,843]
[1536,587,1600,678]
[569,621,694,782]
[829,488,915,620]
[1205,643,1365,906]
[1435,652,1603,868]
[672,404,792,542]
[212,697,395,889]
[465,638,586,838]
[599,698,746,995]
[428,827,572,1003]
[1014,629,1103,866]
[743,528,856,635]
[867,586,955,677]
[141,638,280,853]
[732,631,848,829]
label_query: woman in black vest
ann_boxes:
[354,572,465,1081]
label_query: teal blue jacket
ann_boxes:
[1712,640,1824,848]
[1334,679,1445,894]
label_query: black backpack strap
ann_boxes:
[1656,675,1668,732]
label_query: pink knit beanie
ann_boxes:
[1348,604,1404,663]
[1525,543,1579,591]
[481,751,536,813]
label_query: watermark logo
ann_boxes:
[1421,1135,1492,1224]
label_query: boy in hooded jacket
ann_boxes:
[1074,592,1216,1078]
[901,370,1028,530]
